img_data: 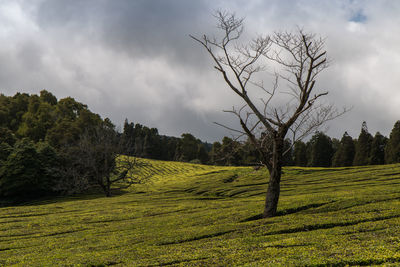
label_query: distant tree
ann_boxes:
[210,141,223,165]
[369,132,387,165]
[164,137,179,161]
[240,140,259,166]
[0,139,59,199]
[385,121,400,164]
[293,141,308,166]
[353,122,373,166]
[282,139,294,166]
[46,97,102,148]
[121,119,136,155]
[0,142,12,163]
[143,128,162,159]
[0,93,30,131]
[0,127,16,146]
[331,138,340,156]
[39,90,57,105]
[176,133,200,162]
[308,132,334,167]
[17,101,57,142]
[220,137,243,166]
[56,97,86,121]
[197,144,209,164]
[46,119,81,148]
[65,125,149,197]
[332,132,355,167]
[36,141,62,192]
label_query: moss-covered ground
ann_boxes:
[1,160,400,266]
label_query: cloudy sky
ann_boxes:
[1,0,400,142]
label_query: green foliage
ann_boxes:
[353,122,373,166]
[0,92,29,131]
[210,141,223,165]
[39,89,57,105]
[308,132,334,167]
[1,159,400,266]
[385,121,400,164]
[0,142,12,163]
[176,133,200,162]
[0,139,59,199]
[332,132,355,167]
[282,139,294,166]
[121,119,182,161]
[369,132,387,165]
[0,127,16,146]
[197,143,209,164]
[293,141,307,166]
[0,91,116,198]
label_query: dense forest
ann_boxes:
[1,91,400,201]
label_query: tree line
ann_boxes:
[2,90,400,203]
[120,120,211,164]
[207,121,399,168]
[103,112,400,168]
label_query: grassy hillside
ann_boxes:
[1,159,400,266]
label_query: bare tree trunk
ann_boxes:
[263,137,284,218]
[105,178,111,197]
[99,180,111,197]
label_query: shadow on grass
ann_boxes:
[380,172,400,176]
[264,243,311,248]
[158,230,236,245]
[308,256,400,267]
[0,187,132,208]
[241,202,332,222]
[148,257,208,266]
[265,213,400,236]
[86,261,121,267]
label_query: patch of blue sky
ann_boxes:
[350,10,367,23]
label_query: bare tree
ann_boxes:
[64,125,150,197]
[191,11,347,217]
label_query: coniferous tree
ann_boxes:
[353,121,373,166]
[121,119,135,155]
[282,139,294,166]
[165,137,179,160]
[308,132,334,167]
[293,141,307,166]
[210,141,222,165]
[176,133,199,162]
[197,144,209,164]
[369,132,387,165]
[220,137,241,165]
[331,138,340,157]
[385,121,400,164]
[241,140,259,166]
[332,132,355,167]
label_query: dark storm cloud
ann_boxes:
[1,0,400,142]
[37,0,212,66]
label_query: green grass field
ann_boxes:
[1,159,400,266]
